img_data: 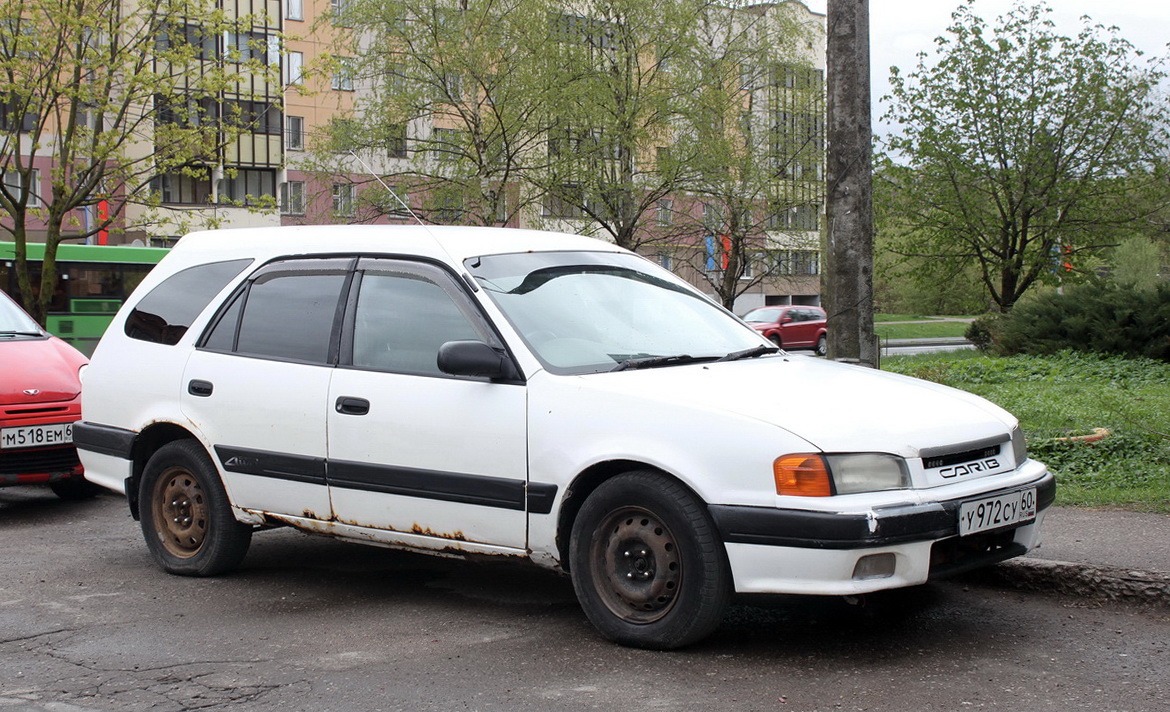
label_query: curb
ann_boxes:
[962,558,1170,607]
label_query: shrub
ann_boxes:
[994,283,1170,361]
[965,313,1006,352]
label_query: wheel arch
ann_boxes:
[127,423,205,520]
[555,459,710,573]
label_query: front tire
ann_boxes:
[816,334,827,357]
[139,440,252,576]
[569,471,731,649]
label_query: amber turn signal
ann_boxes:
[773,454,833,496]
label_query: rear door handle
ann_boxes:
[188,380,213,397]
[335,396,370,416]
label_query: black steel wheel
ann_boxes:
[139,440,251,576]
[569,471,730,649]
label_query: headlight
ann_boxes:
[1011,425,1028,466]
[774,453,909,496]
[826,453,910,494]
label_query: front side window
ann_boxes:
[202,258,351,363]
[348,260,487,376]
[126,259,252,345]
[469,251,762,374]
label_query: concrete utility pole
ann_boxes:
[824,0,877,367]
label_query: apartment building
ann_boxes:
[2,0,825,310]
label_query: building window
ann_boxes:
[2,169,41,207]
[287,115,305,151]
[386,124,407,158]
[286,0,304,21]
[333,183,355,217]
[222,100,282,135]
[286,51,304,86]
[280,181,306,215]
[542,184,585,219]
[219,169,277,205]
[330,0,353,27]
[656,198,673,226]
[224,31,272,64]
[332,57,355,91]
[656,252,672,270]
[154,170,212,205]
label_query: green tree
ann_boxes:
[320,0,555,226]
[536,0,709,250]
[881,1,1169,312]
[664,5,822,309]
[0,0,278,323]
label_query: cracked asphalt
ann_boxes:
[3,488,1168,711]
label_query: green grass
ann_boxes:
[882,351,1170,513]
[873,314,973,322]
[874,321,971,340]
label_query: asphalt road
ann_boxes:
[3,488,1167,712]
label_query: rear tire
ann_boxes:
[139,440,251,576]
[569,471,731,649]
[816,334,827,357]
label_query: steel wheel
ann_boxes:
[152,466,209,559]
[570,470,731,649]
[139,440,251,576]
[589,506,682,624]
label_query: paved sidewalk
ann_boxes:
[969,506,1170,605]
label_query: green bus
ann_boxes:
[1,241,169,355]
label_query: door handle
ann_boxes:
[188,380,213,397]
[335,396,370,416]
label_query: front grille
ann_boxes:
[923,443,1001,470]
[0,446,82,475]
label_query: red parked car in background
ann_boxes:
[741,304,828,356]
[1,290,98,499]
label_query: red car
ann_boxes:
[742,304,828,355]
[1,290,98,499]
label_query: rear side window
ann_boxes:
[125,259,252,345]
[201,258,351,364]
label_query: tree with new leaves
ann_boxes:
[0,0,277,323]
[881,1,1170,312]
[663,3,822,309]
[321,0,555,226]
[537,0,716,251]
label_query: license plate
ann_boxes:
[958,488,1036,536]
[0,423,74,450]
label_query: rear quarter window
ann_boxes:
[125,259,252,345]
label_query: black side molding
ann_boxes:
[72,422,136,460]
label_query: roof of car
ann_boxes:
[171,225,626,265]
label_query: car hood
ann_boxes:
[0,337,86,405]
[591,354,1013,457]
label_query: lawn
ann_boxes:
[882,350,1170,513]
[874,321,971,340]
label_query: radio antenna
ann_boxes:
[348,150,425,226]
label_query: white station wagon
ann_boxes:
[76,226,1053,649]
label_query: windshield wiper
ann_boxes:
[611,354,715,372]
[716,345,781,362]
[0,330,43,337]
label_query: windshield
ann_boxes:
[0,292,43,336]
[468,251,767,374]
[742,307,781,323]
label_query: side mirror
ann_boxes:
[437,340,516,380]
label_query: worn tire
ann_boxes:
[139,440,252,576]
[569,471,731,649]
[816,334,827,357]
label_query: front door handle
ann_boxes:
[335,396,370,416]
[188,380,213,397]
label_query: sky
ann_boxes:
[799,0,1170,135]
